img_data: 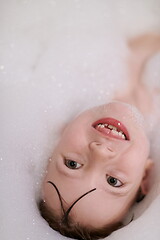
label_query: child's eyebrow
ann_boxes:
[47,181,96,223]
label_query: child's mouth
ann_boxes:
[92,118,130,141]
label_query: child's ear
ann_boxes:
[140,158,154,196]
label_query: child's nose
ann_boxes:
[89,141,116,161]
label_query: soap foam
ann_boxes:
[1,1,160,240]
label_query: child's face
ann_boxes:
[42,102,152,228]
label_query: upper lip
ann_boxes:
[92,117,130,141]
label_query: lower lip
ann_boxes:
[92,118,130,140]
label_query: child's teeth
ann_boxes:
[111,129,126,139]
[96,123,126,140]
[108,125,117,131]
[98,124,106,128]
[97,124,104,128]
[122,135,125,139]
[111,130,119,136]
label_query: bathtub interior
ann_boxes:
[1,1,160,240]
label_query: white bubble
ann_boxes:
[1,1,160,240]
[0,65,4,70]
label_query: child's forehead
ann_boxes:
[44,175,135,229]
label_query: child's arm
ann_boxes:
[115,33,160,117]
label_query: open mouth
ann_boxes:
[92,118,130,141]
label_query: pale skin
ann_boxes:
[42,34,160,230]
[116,33,160,116]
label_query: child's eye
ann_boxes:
[64,159,82,169]
[106,175,123,187]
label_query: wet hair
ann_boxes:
[38,181,124,240]
[38,180,145,239]
[38,199,123,240]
